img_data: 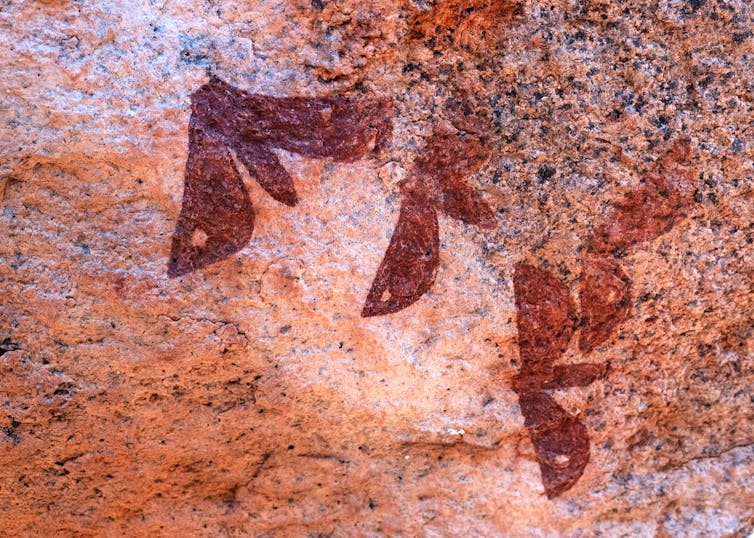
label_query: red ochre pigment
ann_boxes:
[168,82,696,499]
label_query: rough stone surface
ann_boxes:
[1,0,753,536]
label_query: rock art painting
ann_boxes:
[512,262,597,498]
[5,0,751,533]
[513,139,695,497]
[168,77,393,278]
[362,130,496,316]
[169,78,697,500]
[578,256,632,353]
[169,79,496,317]
[587,139,695,256]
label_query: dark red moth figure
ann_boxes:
[168,77,393,278]
[169,78,496,318]
[362,130,496,316]
[512,138,695,497]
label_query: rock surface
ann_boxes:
[1,0,753,536]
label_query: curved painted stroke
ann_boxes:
[168,125,255,277]
[588,138,694,255]
[518,391,590,499]
[361,129,496,316]
[362,192,440,317]
[578,256,632,353]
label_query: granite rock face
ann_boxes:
[1,0,753,536]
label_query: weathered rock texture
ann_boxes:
[1,0,753,536]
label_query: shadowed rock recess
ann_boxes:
[1,0,753,536]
